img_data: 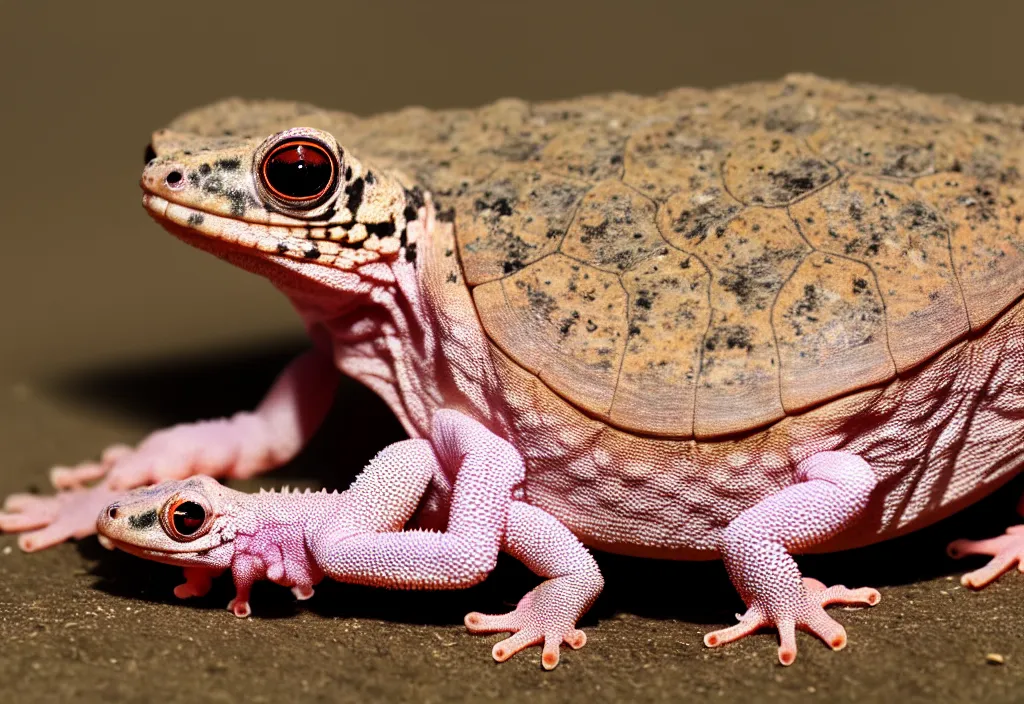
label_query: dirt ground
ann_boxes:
[3,2,1024,702]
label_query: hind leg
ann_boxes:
[0,347,338,550]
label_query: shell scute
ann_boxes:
[774,252,894,412]
[611,248,711,436]
[916,173,1024,330]
[722,132,839,206]
[561,181,664,273]
[790,175,970,372]
[690,208,811,436]
[454,166,590,285]
[472,255,627,416]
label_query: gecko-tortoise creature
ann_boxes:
[3,74,1024,669]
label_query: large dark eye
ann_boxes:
[169,500,206,538]
[261,139,335,203]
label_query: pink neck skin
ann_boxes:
[275,256,445,439]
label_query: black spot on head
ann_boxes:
[128,509,158,530]
[225,189,247,217]
[405,242,418,263]
[203,176,223,194]
[199,163,212,176]
[214,158,241,171]
[366,220,396,239]
[344,166,353,181]
[365,171,376,185]
[188,172,201,187]
[345,178,365,214]
[187,213,204,227]
[303,246,321,259]
[276,243,289,255]
[405,187,425,212]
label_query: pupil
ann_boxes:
[172,501,206,536]
[264,142,333,201]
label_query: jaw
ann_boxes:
[143,192,384,309]
[98,532,233,569]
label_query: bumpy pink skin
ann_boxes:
[3,158,1024,666]
[97,412,602,669]
[704,453,882,665]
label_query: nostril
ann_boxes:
[108,507,119,520]
[165,170,184,189]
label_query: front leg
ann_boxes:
[308,409,523,589]
[0,347,339,550]
[705,451,882,665]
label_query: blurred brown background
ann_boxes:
[2,2,1024,702]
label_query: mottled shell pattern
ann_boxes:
[164,74,1024,439]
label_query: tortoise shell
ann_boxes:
[168,74,1024,438]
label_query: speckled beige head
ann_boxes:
[142,102,420,270]
[144,76,1024,440]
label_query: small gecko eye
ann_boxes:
[260,139,335,204]
[168,500,206,539]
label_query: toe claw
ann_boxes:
[704,578,877,662]
[227,598,251,618]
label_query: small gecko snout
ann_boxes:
[140,162,187,194]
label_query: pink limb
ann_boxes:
[0,484,122,552]
[0,347,339,550]
[705,451,881,665]
[174,567,223,599]
[948,524,1024,589]
[464,501,604,670]
[308,410,524,590]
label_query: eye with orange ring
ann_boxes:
[162,497,209,541]
[260,139,336,204]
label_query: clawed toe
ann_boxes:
[465,606,589,670]
[227,598,251,618]
[948,527,1024,589]
[704,578,879,665]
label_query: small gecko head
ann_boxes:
[97,476,236,568]
[140,118,420,276]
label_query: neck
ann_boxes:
[270,210,506,441]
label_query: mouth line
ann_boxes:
[142,192,391,269]
[97,534,201,559]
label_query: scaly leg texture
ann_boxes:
[706,451,881,665]
[464,501,603,669]
[948,495,1024,588]
[263,409,603,665]
[269,409,601,667]
[0,348,338,550]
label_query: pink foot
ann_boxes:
[465,579,590,670]
[0,484,123,551]
[704,577,880,666]
[948,525,1024,589]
